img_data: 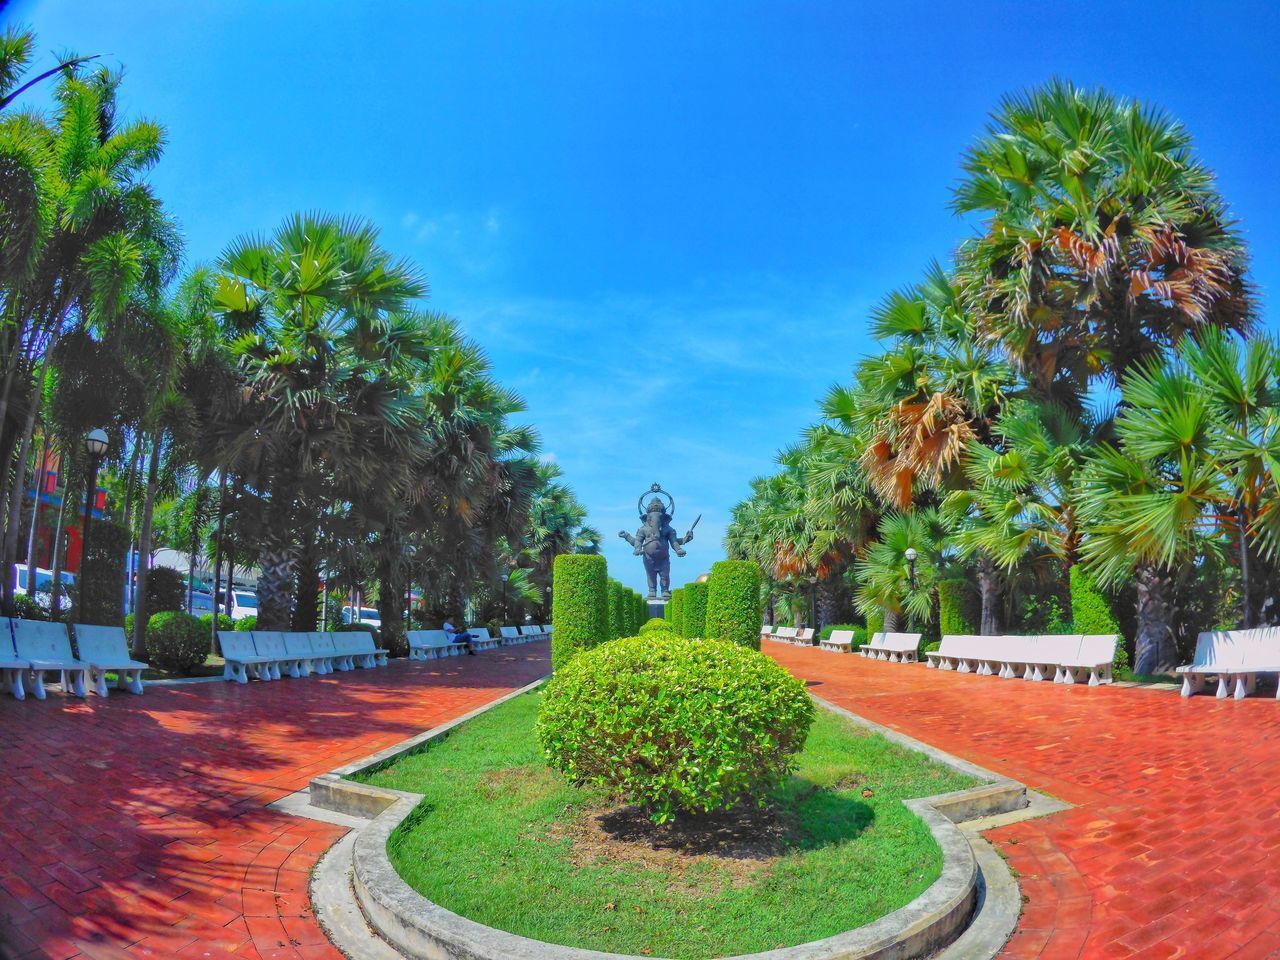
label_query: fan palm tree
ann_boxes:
[954,79,1252,404]
[853,508,950,630]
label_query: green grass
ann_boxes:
[358,691,979,959]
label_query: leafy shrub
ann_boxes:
[145,611,208,674]
[639,617,672,635]
[683,580,708,638]
[705,561,762,650]
[537,634,815,823]
[626,591,644,637]
[200,612,234,632]
[10,593,44,621]
[145,565,187,614]
[234,615,257,631]
[668,588,685,637]
[865,607,884,637]
[922,640,941,655]
[1070,566,1129,675]
[938,579,978,635]
[551,554,608,670]
[818,624,866,651]
[378,623,407,658]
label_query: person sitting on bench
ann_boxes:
[442,617,477,655]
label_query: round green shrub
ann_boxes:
[145,565,187,614]
[537,634,815,823]
[145,611,208,674]
[234,615,257,632]
[551,554,608,670]
[638,617,671,635]
[1070,566,1129,675]
[704,561,762,650]
[684,580,708,638]
[200,612,235,632]
[10,593,44,621]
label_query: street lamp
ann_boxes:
[500,568,511,620]
[904,547,918,590]
[80,428,108,574]
[807,574,818,632]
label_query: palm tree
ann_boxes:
[954,80,1252,403]
[853,508,950,630]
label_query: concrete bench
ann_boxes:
[73,624,148,696]
[771,626,798,643]
[819,629,855,653]
[408,630,458,660]
[519,625,545,642]
[760,624,774,644]
[305,632,338,674]
[1178,628,1280,699]
[0,624,27,699]
[500,626,522,645]
[219,631,280,683]
[861,632,923,662]
[334,631,388,668]
[927,634,1117,685]
[1056,634,1118,686]
[12,619,89,698]
[541,624,553,637]
[468,628,499,652]
[791,628,815,646]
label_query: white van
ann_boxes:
[13,564,75,608]
[230,589,259,622]
[342,605,381,628]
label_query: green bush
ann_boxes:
[551,554,609,670]
[631,593,645,635]
[607,580,625,641]
[537,634,815,823]
[234,615,257,631]
[76,521,128,626]
[639,617,672,635]
[704,561,762,650]
[145,565,187,614]
[200,612,234,632]
[145,611,208,674]
[11,593,44,621]
[818,624,866,649]
[1070,566,1129,675]
[865,607,884,637]
[922,640,941,655]
[938,578,978,635]
[684,580,709,638]
[668,588,685,637]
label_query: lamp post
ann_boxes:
[80,428,108,574]
[807,574,818,631]
[500,568,510,621]
[904,547,918,590]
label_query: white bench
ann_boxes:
[860,632,923,662]
[927,634,1117,685]
[408,630,458,660]
[468,627,499,652]
[819,629,854,653]
[1056,634,1118,686]
[73,624,148,696]
[219,631,280,683]
[305,632,338,674]
[0,625,27,699]
[500,626,522,645]
[792,628,815,646]
[542,624,553,637]
[760,624,774,644]
[251,631,296,677]
[12,619,89,698]
[1178,628,1280,699]
[772,626,798,643]
[334,631,388,668]
[520,625,545,642]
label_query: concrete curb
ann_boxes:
[302,687,1056,960]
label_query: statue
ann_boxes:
[619,483,699,600]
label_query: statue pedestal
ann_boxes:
[647,599,668,621]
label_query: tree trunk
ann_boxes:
[817,577,839,630]
[1239,504,1254,628]
[291,528,320,631]
[119,435,143,614]
[23,435,49,590]
[186,485,205,614]
[2,378,41,610]
[885,607,902,632]
[130,434,162,658]
[48,482,69,621]
[1133,564,1177,676]
[978,555,1001,635]
[255,528,299,630]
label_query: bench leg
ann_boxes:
[1060,666,1074,685]
[1234,673,1256,700]
[126,669,144,694]
[1215,674,1231,699]
[29,669,46,700]
[91,666,110,697]
[3,668,24,700]
[287,659,302,679]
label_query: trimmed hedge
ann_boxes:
[639,617,672,635]
[938,578,978,636]
[705,561,762,650]
[668,588,685,637]
[537,634,815,823]
[146,566,187,615]
[145,611,207,674]
[607,580,625,641]
[200,612,234,632]
[684,580,708,639]
[234,615,257,632]
[1070,566,1129,675]
[76,521,129,626]
[551,554,609,670]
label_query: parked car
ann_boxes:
[230,589,259,622]
[341,605,381,628]
[12,564,75,609]
[188,589,215,615]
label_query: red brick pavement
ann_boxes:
[765,643,1280,960]
[0,643,551,960]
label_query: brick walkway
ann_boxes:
[764,643,1280,960]
[0,644,551,960]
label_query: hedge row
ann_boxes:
[552,554,609,669]
[684,580,708,638]
[668,588,685,636]
[938,578,978,635]
[704,560,762,650]
[1070,566,1129,674]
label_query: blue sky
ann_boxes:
[7,1,1280,593]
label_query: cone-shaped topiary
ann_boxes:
[537,633,814,823]
[552,554,609,669]
[705,561,761,649]
[607,580,625,641]
[684,580,708,638]
[669,588,685,636]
